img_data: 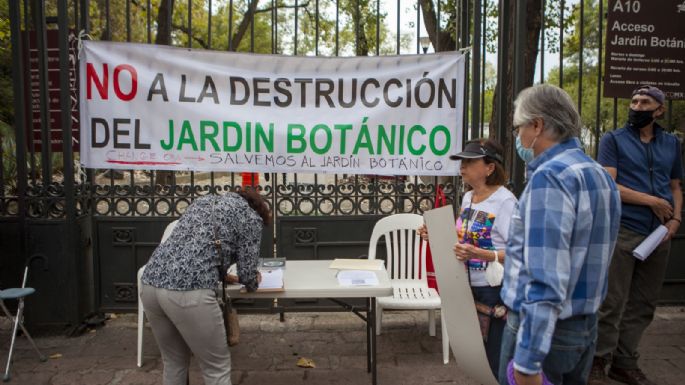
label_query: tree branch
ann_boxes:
[172,23,209,49]
[255,1,311,14]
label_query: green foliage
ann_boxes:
[0,120,17,193]
[484,0,575,54]
[0,1,14,128]
[72,0,407,56]
[545,0,685,155]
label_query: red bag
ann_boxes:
[425,186,446,292]
[241,172,259,186]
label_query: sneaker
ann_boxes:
[587,357,609,385]
[608,366,657,385]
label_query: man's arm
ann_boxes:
[664,179,682,241]
[604,167,673,222]
[514,171,574,376]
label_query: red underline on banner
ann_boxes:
[105,160,182,165]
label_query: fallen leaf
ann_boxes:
[296,357,316,368]
[49,353,62,359]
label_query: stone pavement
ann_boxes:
[1,307,684,385]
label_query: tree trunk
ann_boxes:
[230,0,260,51]
[351,0,369,56]
[489,0,542,169]
[419,0,457,51]
[155,0,175,45]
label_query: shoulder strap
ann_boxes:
[210,196,223,266]
[210,196,231,308]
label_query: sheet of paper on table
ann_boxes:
[336,270,379,286]
[259,268,284,289]
[329,258,384,271]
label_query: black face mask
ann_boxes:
[628,109,655,129]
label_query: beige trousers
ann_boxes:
[140,284,232,385]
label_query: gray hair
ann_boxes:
[513,84,581,141]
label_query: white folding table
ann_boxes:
[226,260,392,385]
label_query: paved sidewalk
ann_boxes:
[1,307,684,385]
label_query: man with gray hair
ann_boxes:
[499,84,621,385]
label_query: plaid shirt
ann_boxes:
[502,138,621,374]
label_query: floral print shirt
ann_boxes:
[141,193,263,291]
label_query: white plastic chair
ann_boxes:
[368,214,449,364]
[137,220,178,368]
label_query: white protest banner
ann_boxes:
[79,41,464,175]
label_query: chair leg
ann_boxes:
[375,305,382,336]
[440,311,449,364]
[137,293,144,367]
[16,320,46,363]
[137,267,146,368]
[3,300,23,382]
[428,309,436,337]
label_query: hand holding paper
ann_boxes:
[633,225,668,261]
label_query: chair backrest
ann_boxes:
[161,220,179,243]
[367,214,428,281]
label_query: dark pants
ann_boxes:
[498,312,598,385]
[472,285,505,378]
[595,226,670,369]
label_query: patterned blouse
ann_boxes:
[141,193,263,292]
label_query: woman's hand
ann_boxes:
[416,224,429,241]
[226,273,240,284]
[453,242,481,261]
[257,271,262,284]
[514,371,543,385]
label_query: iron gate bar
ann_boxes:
[9,0,27,254]
[480,0,486,137]
[540,0,545,84]
[228,0,234,51]
[33,1,52,190]
[24,0,37,185]
[471,0,481,139]
[595,0,603,158]
[559,0,564,87]
[578,0,584,125]
[510,0,527,194]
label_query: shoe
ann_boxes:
[608,366,657,385]
[587,357,610,385]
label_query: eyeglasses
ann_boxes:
[511,120,531,135]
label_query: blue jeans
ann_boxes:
[472,285,505,377]
[498,311,597,385]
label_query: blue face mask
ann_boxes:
[515,134,536,163]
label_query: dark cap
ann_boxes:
[449,141,503,164]
[632,85,665,105]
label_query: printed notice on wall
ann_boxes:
[604,0,685,100]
